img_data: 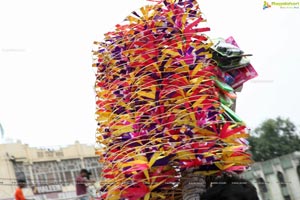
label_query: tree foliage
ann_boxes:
[249,117,300,161]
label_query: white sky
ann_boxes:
[0,0,299,147]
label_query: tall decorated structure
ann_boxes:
[93,0,257,199]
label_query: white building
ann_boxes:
[242,151,300,200]
[0,141,102,200]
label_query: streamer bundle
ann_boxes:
[93,0,257,199]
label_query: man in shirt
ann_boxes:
[76,169,95,200]
[15,180,26,200]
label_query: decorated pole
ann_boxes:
[93,0,257,199]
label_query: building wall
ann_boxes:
[285,167,300,200]
[243,151,300,200]
[0,144,19,198]
[0,141,101,199]
[266,173,282,200]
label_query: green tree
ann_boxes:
[249,117,300,161]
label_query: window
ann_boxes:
[277,171,291,200]
[68,165,75,170]
[56,152,64,157]
[37,174,47,185]
[83,157,102,180]
[277,171,286,186]
[64,171,72,184]
[59,159,82,185]
[45,151,54,157]
[15,171,26,181]
[257,177,268,193]
[37,152,44,158]
[47,173,55,184]
[60,172,66,186]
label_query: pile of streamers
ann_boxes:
[93,0,257,199]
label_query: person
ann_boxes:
[76,169,95,200]
[202,172,259,200]
[15,180,27,200]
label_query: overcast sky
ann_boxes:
[0,0,299,147]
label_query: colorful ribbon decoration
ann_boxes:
[93,0,256,199]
